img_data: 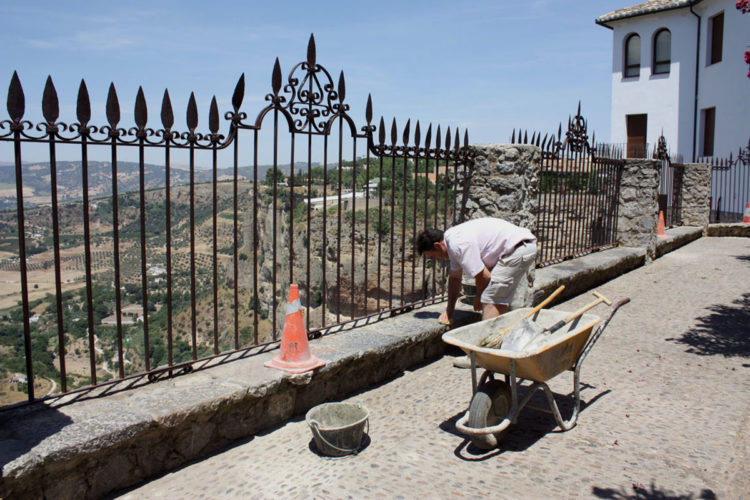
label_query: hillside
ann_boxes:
[0,161,322,210]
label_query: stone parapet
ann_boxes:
[0,305,479,499]
[707,223,750,237]
[457,144,539,229]
[655,226,704,258]
[679,163,711,229]
[616,158,661,260]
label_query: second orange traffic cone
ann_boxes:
[743,202,750,224]
[657,210,667,238]
[265,284,326,374]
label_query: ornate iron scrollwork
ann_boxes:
[563,102,589,154]
[737,138,750,166]
[273,35,346,134]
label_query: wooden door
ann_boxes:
[626,114,647,158]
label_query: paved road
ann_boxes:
[116,237,750,499]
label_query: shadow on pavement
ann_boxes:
[591,481,716,499]
[307,434,371,458]
[667,293,750,358]
[413,311,440,320]
[439,383,610,461]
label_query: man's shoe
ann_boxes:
[452,355,472,369]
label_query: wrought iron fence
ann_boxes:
[0,35,475,405]
[702,139,750,223]
[511,104,624,267]
[653,135,684,228]
[599,142,650,159]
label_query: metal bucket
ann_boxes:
[305,402,369,457]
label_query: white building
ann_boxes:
[597,0,749,161]
[309,191,368,212]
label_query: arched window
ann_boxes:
[653,29,671,74]
[624,33,641,78]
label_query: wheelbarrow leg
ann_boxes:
[534,376,581,431]
[537,299,631,431]
[470,351,478,395]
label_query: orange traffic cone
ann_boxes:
[743,202,750,224]
[265,284,326,374]
[657,210,667,238]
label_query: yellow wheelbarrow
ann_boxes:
[442,297,629,449]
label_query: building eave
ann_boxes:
[596,0,706,29]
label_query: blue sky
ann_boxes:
[1,0,626,166]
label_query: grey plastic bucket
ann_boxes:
[305,402,369,457]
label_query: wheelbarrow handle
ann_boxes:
[578,297,631,366]
[546,290,612,334]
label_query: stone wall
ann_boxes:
[616,159,661,260]
[679,163,711,229]
[457,144,539,229]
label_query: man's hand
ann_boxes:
[438,309,453,325]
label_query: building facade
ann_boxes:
[597,0,749,161]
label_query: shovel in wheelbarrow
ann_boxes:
[479,285,566,348]
[501,291,612,352]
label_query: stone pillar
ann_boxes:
[679,162,711,230]
[616,158,661,260]
[457,144,539,228]
[456,144,540,308]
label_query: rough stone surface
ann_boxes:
[617,159,661,259]
[655,226,704,258]
[457,144,539,230]
[708,223,750,237]
[115,237,750,500]
[534,247,645,302]
[679,163,711,228]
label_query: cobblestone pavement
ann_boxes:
[116,237,750,500]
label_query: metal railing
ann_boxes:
[0,35,475,405]
[703,139,750,223]
[654,135,684,228]
[512,104,624,267]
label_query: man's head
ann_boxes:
[416,228,448,260]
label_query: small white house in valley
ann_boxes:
[597,0,749,161]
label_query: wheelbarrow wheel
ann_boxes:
[468,380,512,450]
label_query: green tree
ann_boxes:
[264,167,285,186]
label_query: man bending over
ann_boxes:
[417,217,537,364]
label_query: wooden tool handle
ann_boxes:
[547,290,612,333]
[496,285,565,335]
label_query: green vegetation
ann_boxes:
[0,154,457,404]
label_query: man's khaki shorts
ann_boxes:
[480,241,537,306]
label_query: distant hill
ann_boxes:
[0,161,319,210]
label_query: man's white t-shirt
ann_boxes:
[443,218,536,278]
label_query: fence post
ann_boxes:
[616,158,661,261]
[457,144,539,228]
[678,162,712,231]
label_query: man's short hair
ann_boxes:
[416,228,444,255]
